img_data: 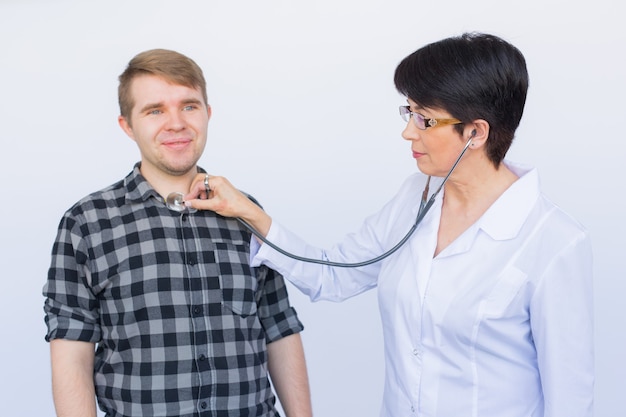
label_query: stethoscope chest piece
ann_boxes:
[166,192,196,213]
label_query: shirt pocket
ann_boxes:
[213,240,258,317]
[482,266,528,318]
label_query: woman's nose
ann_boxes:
[401,120,420,142]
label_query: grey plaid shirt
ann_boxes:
[43,165,304,417]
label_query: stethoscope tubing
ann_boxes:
[237,138,473,268]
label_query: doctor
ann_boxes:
[186,32,594,417]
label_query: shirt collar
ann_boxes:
[123,163,207,205]
[123,163,158,204]
[477,160,541,240]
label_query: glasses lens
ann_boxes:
[399,106,426,129]
[399,106,410,123]
[413,113,425,129]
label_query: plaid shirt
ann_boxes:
[43,165,304,417]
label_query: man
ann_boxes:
[43,49,311,417]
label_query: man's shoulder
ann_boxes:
[64,175,130,219]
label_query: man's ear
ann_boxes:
[118,115,135,141]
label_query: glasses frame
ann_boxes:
[399,105,462,130]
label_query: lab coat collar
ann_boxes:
[477,160,541,240]
[413,161,541,259]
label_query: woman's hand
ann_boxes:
[184,174,272,237]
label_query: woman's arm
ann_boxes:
[185,173,422,302]
[531,233,594,417]
[185,175,272,237]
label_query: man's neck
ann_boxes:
[139,164,199,199]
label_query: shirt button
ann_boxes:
[193,306,203,315]
[200,401,207,409]
[199,354,206,361]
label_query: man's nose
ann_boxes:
[165,111,186,130]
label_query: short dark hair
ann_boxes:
[118,49,207,124]
[394,33,529,165]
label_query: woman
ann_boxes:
[186,33,593,417]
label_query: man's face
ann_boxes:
[119,74,211,179]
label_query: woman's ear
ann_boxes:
[466,119,489,148]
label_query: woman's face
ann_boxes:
[401,98,468,177]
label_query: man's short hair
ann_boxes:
[118,49,208,123]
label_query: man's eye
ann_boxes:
[149,109,162,115]
[183,105,197,111]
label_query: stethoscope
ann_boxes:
[166,136,473,268]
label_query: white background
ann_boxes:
[1,1,624,416]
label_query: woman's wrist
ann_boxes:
[242,205,272,237]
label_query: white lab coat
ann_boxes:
[251,161,594,417]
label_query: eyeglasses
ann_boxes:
[399,106,462,130]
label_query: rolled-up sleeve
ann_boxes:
[43,212,101,343]
[255,265,303,344]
